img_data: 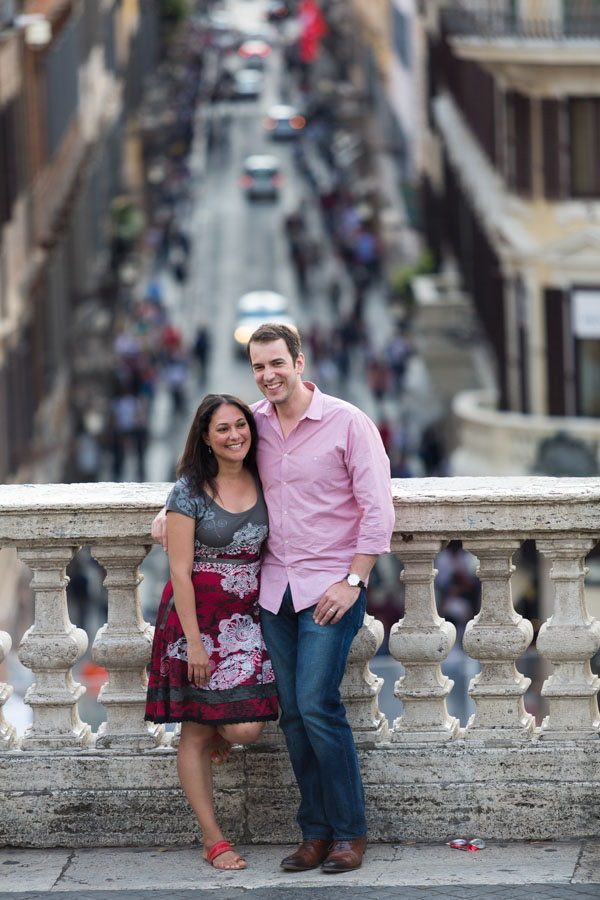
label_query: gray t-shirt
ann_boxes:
[166,475,269,555]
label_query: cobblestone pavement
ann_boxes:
[2,886,600,900]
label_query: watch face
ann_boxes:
[347,574,360,586]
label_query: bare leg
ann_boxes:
[177,722,244,870]
[178,722,265,868]
[220,721,265,745]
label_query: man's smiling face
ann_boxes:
[248,338,305,407]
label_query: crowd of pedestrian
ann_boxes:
[71,21,216,485]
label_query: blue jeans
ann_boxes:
[260,585,367,840]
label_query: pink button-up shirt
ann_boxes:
[252,383,395,613]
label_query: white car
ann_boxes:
[234,291,296,349]
[232,68,264,99]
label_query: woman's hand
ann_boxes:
[187,638,211,688]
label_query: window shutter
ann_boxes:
[542,99,562,199]
[514,93,532,195]
[545,289,567,415]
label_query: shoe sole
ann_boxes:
[321,862,363,873]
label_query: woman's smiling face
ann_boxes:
[204,403,252,465]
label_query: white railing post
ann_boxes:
[17,546,92,749]
[461,539,535,741]
[0,629,17,749]
[91,543,165,749]
[389,538,459,742]
[342,613,389,742]
[535,538,600,740]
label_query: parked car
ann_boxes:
[239,155,284,201]
[262,104,306,138]
[237,39,272,68]
[233,291,296,350]
[232,68,264,99]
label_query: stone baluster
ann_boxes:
[91,543,165,749]
[0,629,17,749]
[535,538,600,740]
[389,539,459,742]
[341,613,389,743]
[17,546,91,749]
[461,539,535,741]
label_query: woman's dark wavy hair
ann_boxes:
[176,394,258,498]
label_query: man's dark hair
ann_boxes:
[247,323,302,364]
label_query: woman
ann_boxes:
[145,394,278,870]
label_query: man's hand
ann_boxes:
[313,580,361,626]
[151,507,168,550]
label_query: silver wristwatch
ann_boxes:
[346,573,366,589]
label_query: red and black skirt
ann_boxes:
[145,568,278,725]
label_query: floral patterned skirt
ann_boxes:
[145,568,278,725]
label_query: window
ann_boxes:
[577,339,600,416]
[569,98,600,197]
[46,16,82,158]
[572,289,600,416]
[393,8,411,70]
[505,92,532,195]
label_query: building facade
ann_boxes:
[0,0,158,484]
[421,0,600,474]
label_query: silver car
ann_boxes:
[239,155,283,200]
[233,291,297,350]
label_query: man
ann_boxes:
[247,324,393,873]
[153,324,394,873]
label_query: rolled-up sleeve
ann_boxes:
[345,412,395,555]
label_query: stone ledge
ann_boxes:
[2,744,600,846]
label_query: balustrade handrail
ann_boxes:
[0,477,600,750]
[442,2,600,40]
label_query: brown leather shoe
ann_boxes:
[280,839,332,871]
[321,836,367,873]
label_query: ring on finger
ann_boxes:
[328,607,336,616]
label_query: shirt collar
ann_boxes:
[262,381,323,421]
[301,382,323,420]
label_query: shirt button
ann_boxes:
[283,510,287,514]
[285,540,288,544]
[283,481,287,485]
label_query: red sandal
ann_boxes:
[205,840,246,870]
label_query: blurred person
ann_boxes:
[110,389,148,482]
[435,542,480,610]
[193,324,212,385]
[165,352,189,417]
[145,394,278,870]
[385,329,412,392]
[74,425,101,483]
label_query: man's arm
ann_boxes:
[314,410,395,626]
[151,506,168,550]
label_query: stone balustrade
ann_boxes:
[1,479,600,846]
[451,389,600,476]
